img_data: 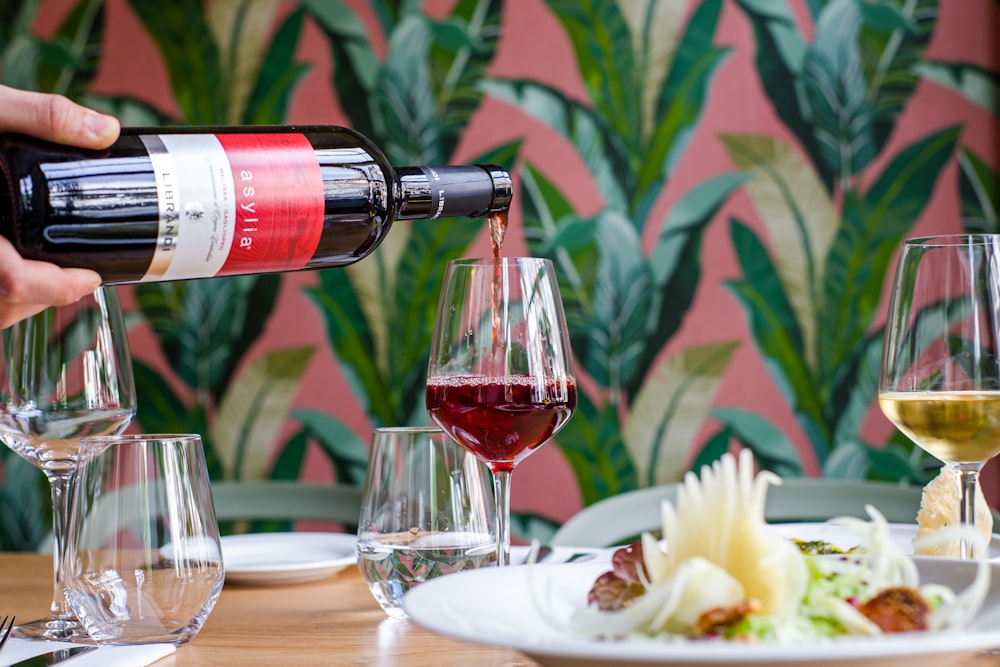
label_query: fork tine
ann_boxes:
[0,615,14,650]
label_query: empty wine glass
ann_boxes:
[0,287,136,641]
[426,257,577,567]
[879,234,1000,559]
[64,434,224,646]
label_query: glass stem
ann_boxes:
[493,470,512,567]
[955,465,981,560]
[47,472,75,619]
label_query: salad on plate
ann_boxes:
[535,450,990,644]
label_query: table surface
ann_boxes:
[5,553,1000,667]
[0,552,538,666]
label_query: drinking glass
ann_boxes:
[0,288,136,641]
[357,426,495,618]
[63,434,224,646]
[879,234,1000,559]
[426,257,577,567]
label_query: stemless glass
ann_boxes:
[879,234,1000,559]
[0,288,136,641]
[64,434,224,645]
[357,426,496,618]
[426,257,577,567]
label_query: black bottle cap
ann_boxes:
[398,165,512,219]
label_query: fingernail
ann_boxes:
[66,268,103,291]
[86,112,117,140]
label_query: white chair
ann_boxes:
[549,478,927,547]
[210,481,363,524]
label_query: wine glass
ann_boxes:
[0,287,136,641]
[426,257,577,567]
[879,234,1000,559]
[65,434,224,646]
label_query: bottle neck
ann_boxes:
[396,165,512,220]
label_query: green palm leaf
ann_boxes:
[710,408,803,477]
[720,133,837,374]
[632,172,749,397]
[35,0,103,99]
[818,126,959,385]
[858,0,937,154]
[555,389,637,505]
[959,149,1000,233]
[733,0,825,185]
[625,341,738,486]
[0,450,47,551]
[207,0,282,123]
[725,218,827,460]
[211,345,315,481]
[128,0,226,123]
[521,163,600,364]
[545,0,640,150]
[298,0,378,137]
[640,0,729,217]
[376,16,440,163]
[0,0,44,88]
[136,275,281,402]
[291,409,369,485]
[803,0,873,181]
[915,61,999,113]
[243,8,310,124]
[480,79,628,212]
[429,0,503,159]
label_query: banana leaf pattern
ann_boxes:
[0,0,996,548]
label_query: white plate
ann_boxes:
[511,545,614,565]
[404,559,1000,667]
[220,532,357,585]
[770,522,1000,559]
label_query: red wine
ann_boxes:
[488,211,508,359]
[426,374,577,473]
[0,126,512,284]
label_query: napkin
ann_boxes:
[0,639,174,667]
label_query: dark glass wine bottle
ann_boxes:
[0,125,512,284]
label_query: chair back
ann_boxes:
[38,481,363,553]
[549,478,926,548]
[210,481,363,525]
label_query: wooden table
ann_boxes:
[0,553,538,666]
[5,554,1000,667]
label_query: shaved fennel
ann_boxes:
[541,451,991,644]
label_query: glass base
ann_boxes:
[11,617,95,644]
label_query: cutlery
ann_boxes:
[529,546,602,564]
[0,616,13,651]
[8,646,96,666]
[534,545,553,562]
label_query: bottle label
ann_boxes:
[139,133,323,281]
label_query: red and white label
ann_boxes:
[139,133,324,282]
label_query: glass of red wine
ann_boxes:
[426,257,577,567]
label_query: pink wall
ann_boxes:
[34,0,1000,519]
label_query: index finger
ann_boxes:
[0,85,120,149]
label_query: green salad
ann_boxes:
[533,451,989,644]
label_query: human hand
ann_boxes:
[0,85,120,327]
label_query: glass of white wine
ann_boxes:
[879,234,1000,559]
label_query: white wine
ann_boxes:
[878,391,1000,463]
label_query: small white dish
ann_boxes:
[220,532,357,585]
[404,558,1000,667]
[770,522,1000,559]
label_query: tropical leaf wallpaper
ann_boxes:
[0,0,997,549]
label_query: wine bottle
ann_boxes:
[0,125,512,285]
